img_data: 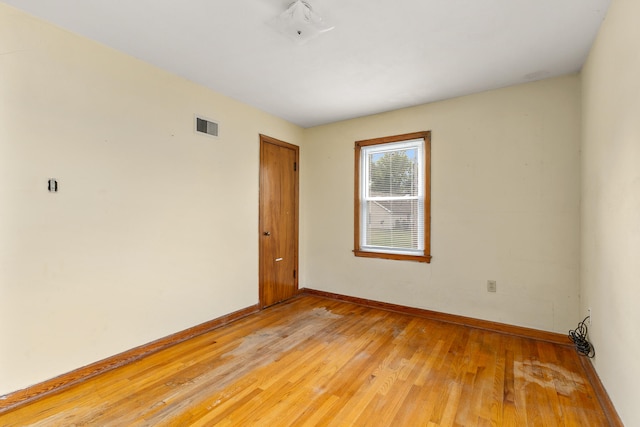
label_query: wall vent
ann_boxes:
[195,116,219,137]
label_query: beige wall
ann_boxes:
[302,75,581,334]
[581,0,640,425]
[0,4,303,395]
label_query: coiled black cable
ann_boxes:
[569,316,595,358]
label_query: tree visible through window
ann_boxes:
[354,131,431,262]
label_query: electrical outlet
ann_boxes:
[487,280,497,293]
[587,308,592,325]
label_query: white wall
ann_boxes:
[301,76,581,334]
[581,0,640,424]
[0,4,303,395]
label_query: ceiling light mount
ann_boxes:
[269,0,334,45]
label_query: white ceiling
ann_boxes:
[4,0,611,128]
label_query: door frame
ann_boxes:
[258,134,299,308]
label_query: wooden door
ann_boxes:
[259,134,299,308]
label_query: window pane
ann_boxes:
[368,149,418,197]
[364,199,421,250]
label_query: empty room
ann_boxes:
[0,0,638,425]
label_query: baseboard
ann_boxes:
[0,304,260,414]
[300,288,572,346]
[579,357,624,427]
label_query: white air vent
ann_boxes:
[195,115,219,138]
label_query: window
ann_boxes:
[354,131,431,263]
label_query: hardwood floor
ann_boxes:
[0,295,611,426]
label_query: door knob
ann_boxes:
[263,231,271,236]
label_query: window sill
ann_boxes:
[353,249,432,263]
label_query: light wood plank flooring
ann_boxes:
[0,295,610,426]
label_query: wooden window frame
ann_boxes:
[354,131,432,263]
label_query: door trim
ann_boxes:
[258,134,299,309]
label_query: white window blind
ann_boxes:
[360,138,425,256]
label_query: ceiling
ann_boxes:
[3,0,611,128]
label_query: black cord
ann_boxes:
[569,316,595,358]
